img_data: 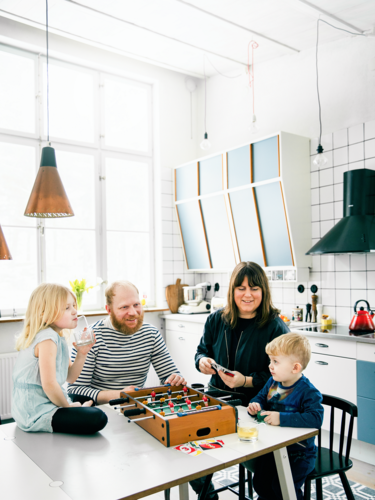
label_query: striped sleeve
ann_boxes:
[67,343,101,402]
[151,330,181,383]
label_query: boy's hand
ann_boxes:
[261,411,280,426]
[247,402,261,415]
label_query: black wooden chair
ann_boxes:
[304,394,358,500]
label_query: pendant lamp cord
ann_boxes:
[316,19,366,146]
[204,56,207,133]
[247,40,259,115]
[46,0,50,143]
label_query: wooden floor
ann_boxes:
[347,457,375,490]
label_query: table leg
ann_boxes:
[273,447,296,500]
[179,482,189,500]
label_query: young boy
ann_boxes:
[246,332,324,500]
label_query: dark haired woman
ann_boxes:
[190,262,289,500]
[196,261,289,405]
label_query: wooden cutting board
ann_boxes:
[165,278,188,313]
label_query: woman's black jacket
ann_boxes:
[195,309,289,405]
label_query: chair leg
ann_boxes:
[316,478,323,500]
[246,470,253,500]
[339,472,355,500]
[239,464,245,500]
[164,489,170,500]
[303,478,311,500]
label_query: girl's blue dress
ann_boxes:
[12,327,71,432]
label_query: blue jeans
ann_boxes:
[244,450,315,500]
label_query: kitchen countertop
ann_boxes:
[161,313,375,344]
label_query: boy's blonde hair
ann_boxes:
[16,283,76,351]
[266,333,311,370]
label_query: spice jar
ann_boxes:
[292,307,303,322]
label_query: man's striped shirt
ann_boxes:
[67,317,180,402]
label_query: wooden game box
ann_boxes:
[114,385,239,447]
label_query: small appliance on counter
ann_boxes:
[178,282,211,314]
[211,296,227,313]
[349,300,374,332]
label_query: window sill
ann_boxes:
[0,308,169,324]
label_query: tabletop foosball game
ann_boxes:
[109,384,241,447]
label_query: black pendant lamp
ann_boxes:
[0,225,12,260]
[24,0,74,218]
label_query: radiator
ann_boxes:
[0,352,18,421]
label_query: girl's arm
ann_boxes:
[39,340,71,408]
[67,335,96,384]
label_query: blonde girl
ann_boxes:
[12,283,108,434]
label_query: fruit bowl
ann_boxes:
[279,315,291,327]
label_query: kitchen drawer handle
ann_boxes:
[315,343,329,348]
[315,361,328,365]
[178,324,185,328]
[178,337,185,341]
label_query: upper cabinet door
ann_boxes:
[199,155,223,195]
[200,195,236,269]
[227,145,251,188]
[176,200,211,269]
[229,187,265,266]
[175,163,197,201]
[252,136,279,183]
[254,181,294,266]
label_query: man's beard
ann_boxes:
[110,310,144,335]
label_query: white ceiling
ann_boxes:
[0,0,373,78]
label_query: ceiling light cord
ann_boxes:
[248,40,259,115]
[204,57,207,134]
[316,18,367,146]
[46,0,50,143]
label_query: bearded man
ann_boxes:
[67,280,186,404]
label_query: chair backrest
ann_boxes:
[318,394,358,465]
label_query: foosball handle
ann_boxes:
[123,408,147,417]
[226,399,242,407]
[108,397,129,406]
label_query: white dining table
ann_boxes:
[0,405,318,500]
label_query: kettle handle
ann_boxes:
[354,300,371,313]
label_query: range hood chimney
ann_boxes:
[306,168,375,255]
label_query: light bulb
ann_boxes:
[312,144,328,167]
[249,114,260,135]
[200,132,211,150]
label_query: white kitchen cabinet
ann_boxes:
[165,319,209,386]
[303,337,357,438]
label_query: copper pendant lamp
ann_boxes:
[0,225,12,260]
[24,0,74,219]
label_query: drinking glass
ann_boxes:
[73,316,94,347]
[237,420,259,442]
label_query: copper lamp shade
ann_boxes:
[0,225,12,260]
[24,146,74,218]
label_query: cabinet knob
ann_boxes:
[315,361,328,365]
[178,337,185,341]
[315,343,329,348]
[178,324,185,328]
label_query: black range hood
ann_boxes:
[306,168,375,255]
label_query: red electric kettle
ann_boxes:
[349,300,375,332]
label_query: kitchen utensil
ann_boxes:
[305,303,312,322]
[311,285,318,323]
[349,300,375,332]
[165,279,188,313]
[292,307,303,322]
[178,282,211,314]
[317,304,323,323]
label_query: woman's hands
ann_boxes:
[218,370,246,389]
[199,357,216,375]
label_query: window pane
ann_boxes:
[107,231,150,298]
[199,155,222,195]
[0,141,37,227]
[45,150,96,230]
[0,227,38,310]
[104,78,149,152]
[105,157,149,231]
[43,62,95,143]
[0,50,35,134]
[45,229,98,307]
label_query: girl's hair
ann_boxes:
[266,333,311,370]
[221,262,280,329]
[16,283,76,351]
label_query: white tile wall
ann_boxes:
[161,121,375,322]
